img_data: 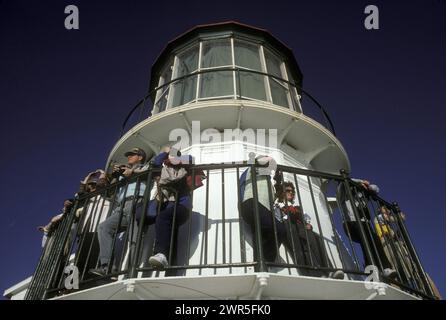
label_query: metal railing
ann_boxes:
[120,67,336,137]
[25,163,436,300]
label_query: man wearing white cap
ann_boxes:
[90,147,148,276]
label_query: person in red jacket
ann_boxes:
[275,180,344,279]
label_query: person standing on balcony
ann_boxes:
[374,206,417,283]
[89,147,148,276]
[275,180,345,279]
[38,199,75,248]
[337,178,397,279]
[73,171,111,279]
[76,170,109,198]
[239,155,287,265]
[37,170,109,289]
[147,146,194,269]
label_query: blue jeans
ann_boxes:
[154,202,189,259]
[97,199,142,266]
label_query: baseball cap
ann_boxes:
[124,147,146,162]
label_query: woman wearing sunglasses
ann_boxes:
[275,180,344,279]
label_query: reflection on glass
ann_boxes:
[177,45,199,76]
[265,50,283,78]
[172,76,197,107]
[201,39,232,68]
[291,87,301,112]
[157,38,298,108]
[172,45,199,107]
[155,87,169,113]
[237,71,266,100]
[155,62,173,113]
[234,41,266,100]
[270,80,289,107]
[265,49,289,107]
[200,71,233,98]
[234,40,261,71]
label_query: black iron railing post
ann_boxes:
[124,176,143,279]
[340,170,377,273]
[107,182,130,275]
[168,190,179,266]
[236,167,247,270]
[250,164,267,272]
[129,170,153,278]
[185,168,195,269]
[307,176,331,272]
[266,177,280,269]
[204,169,210,268]
[293,173,314,268]
[221,168,227,265]
[320,178,347,271]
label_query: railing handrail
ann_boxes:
[79,162,345,203]
[120,66,336,136]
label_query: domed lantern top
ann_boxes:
[149,21,304,114]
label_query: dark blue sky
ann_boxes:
[1,0,445,298]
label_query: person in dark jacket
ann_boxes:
[89,147,148,276]
[148,147,193,269]
[239,155,287,265]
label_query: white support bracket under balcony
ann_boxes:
[304,142,335,165]
[180,112,192,135]
[278,118,298,146]
[236,105,244,129]
[246,273,270,300]
[133,132,161,154]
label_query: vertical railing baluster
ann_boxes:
[251,163,266,272]
[74,194,101,282]
[185,168,195,270]
[337,179,362,271]
[221,168,226,265]
[340,170,377,273]
[107,182,130,276]
[293,173,314,268]
[307,176,331,273]
[204,169,210,268]
[319,177,347,272]
[276,170,292,275]
[236,166,247,272]
[130,170,153,278]
[168,190,179,269]
[266,176,280,271]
